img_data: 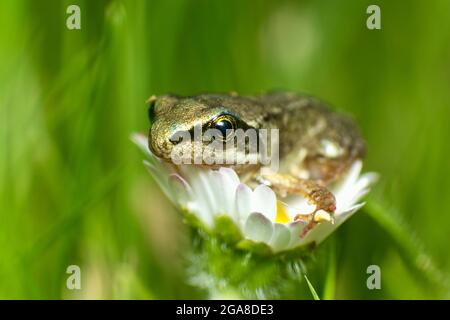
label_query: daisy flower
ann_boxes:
[132,133,378,254]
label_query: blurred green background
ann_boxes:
[1,0,450,299]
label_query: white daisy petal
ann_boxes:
[188,171,215,225]
[252,185,277,222]
[335,160,363,195]
[284,197,316,221]
[336,203,365,221]
[143,160,158,179]
[209,171,227,214]
[219,168,240,218]
[302,222,334,245]
[143,161,174,201]
[244,212,274,243]
[305,203,365,244]
[346,174,378,204]
[198,170,219,215]
[287,220,307,249]
[131,133,152,158]
[269,223,291,252]
[168,173,192,205]
[350,189,370,205]
[219,167,240,187]
[356,172,379,191]
[235,183,253,225]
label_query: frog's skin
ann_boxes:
[147,92,366,231]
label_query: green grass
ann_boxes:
[1,0,450,299]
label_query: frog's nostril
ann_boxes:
[169,133,183,145]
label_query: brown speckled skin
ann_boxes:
[148,92,365,185]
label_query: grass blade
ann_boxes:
[304,274,320,300]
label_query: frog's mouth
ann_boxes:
[149,139,259,170]
[147,133,165,159]
[148,123,178,161]
[149,122,264,168]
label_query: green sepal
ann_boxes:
[213,214,243,244]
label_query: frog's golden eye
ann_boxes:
[210,115,236,141]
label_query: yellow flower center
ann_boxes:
[275,201,291,224]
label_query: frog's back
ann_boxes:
[256,92,366,183]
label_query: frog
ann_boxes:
[147,92,366,236]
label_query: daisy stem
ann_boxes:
[322,239,337,300]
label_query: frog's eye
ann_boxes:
[210,115,236,141]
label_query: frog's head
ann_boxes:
[147,94,264,168]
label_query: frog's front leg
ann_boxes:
[259,172,336,213]
[258,172,336,237]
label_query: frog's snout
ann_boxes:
[148,121,178,160]
[148,132,168,159]
[147,131,158,157]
